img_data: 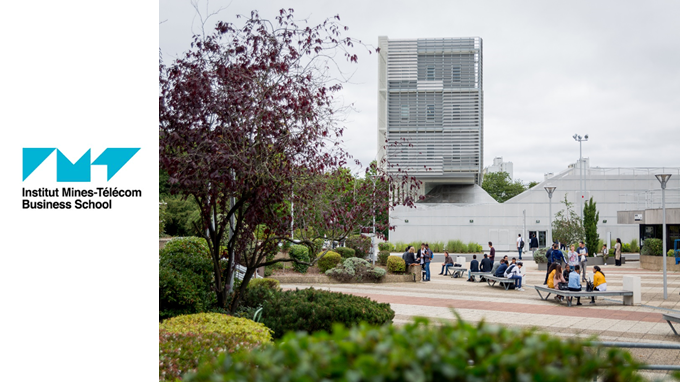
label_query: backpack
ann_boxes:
[505,264,516,277]
[519,239,525,249]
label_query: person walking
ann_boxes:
[529,234,538,252]
[567,244,579,271]
[517,234,524,260]
[577,241,589,282]
[614,238,622,266]
[590,265,607,304]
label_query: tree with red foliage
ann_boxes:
[159,9,420,312]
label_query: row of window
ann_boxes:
[426,65,462,82]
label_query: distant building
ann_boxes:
[484,157,513,180]
[377,36,484,197]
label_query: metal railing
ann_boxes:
[589,341,680,379]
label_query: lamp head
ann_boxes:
[655,174,672,189]
[544,186,556,198]
[584,134,588,140]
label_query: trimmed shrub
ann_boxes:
[641,238,663,256]
[316,251,342,273]
[239,287,394,340]
[377,250,391,266]
[334,247,356,259]
[288,244,310,273]
[185,317,643,382]
[159,313,272,381]
[326,257,386,282]
[247,278,280,291]
[386,255,406,273]
[378,242,393,251]
[159,237,215,320]
[668,249,676,257]
[533,247,548,263]
[345,234,371,258]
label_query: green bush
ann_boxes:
[533,247,548,263]
[467,242,483,252]
[630,239,639,253]
[334,247,356,259]
[378,242,393,251]
[247,278,280,291]
[345,234,371,258]
[668,249,676,257]
[621,243,631,253]
[446,239,466,253]
[377,250,391,266]
[316,251,342,273]
[641,238,663,256]
[288,244,310,273]
[185,316,642,382]
[326,257,387,282]
[159,313,272,381]
[159,237,215,320]
[239,287,394,339]
[386,255,406,273]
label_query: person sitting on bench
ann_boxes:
[439,251,454,275]
[568,265,583,306]
[467,254,479,282]
[494,259,508,278]
[590,265,607,304]
[505,261,524,291]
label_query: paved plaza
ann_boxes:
[282,260,680,379]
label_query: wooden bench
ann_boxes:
[534,285,634,307]
[469,272,492,282]
[484,275,517,290]
[662,313,680,336]
[448,267,467,278]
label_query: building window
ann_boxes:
[452,65,461,83]
[426,105,435,121]
[452,106,461,120]
[401,105,409,121]
[427,66,435,81]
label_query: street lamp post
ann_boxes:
[545,186,556,246]
[573,134,588,221]
[655,174,672,300]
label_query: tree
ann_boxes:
[481,171,527,203]
[551,194,584,246]
[159,9,420,312]
[583,196,599,256]
[528,181,539,189]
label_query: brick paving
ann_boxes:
[282,260,680,380]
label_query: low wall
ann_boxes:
[640,255,680,272]
[159,238,172,250]
[271,273,415,284]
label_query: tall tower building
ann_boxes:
[378,37,483,196]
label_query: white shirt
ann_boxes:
[516,237,522,248]
[505,264,522,278]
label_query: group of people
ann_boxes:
[401,243,434,281]
[465,242,526,291]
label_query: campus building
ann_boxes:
[484,157,514,180]
[377,36,484,197]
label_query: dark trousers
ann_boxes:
[543,262,552,284]
[568,286,582,304]
[615,258,621,266]
[441,264,452,275]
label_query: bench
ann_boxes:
[662,313,680,336]
[469,272,492,282]
[448,267,467,278]
[484,275,517,290]
[534,285,634,307]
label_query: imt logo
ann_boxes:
[23,148,140,182]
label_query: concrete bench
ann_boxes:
[662,313,680,336]
[534,285,634,307]
[448,267,467,278]
[484,275,517,290]
[469,272,492,282]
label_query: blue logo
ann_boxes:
[23,148,140,182]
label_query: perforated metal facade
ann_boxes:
[378,36,483,186]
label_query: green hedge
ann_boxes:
[641,238,663,256]
[159,313,272,381]
[391,240,482,253]
[247,278,280,290]
[288,244,310,273]
[185,316,643,382]
[386,255,405,273]
[377,250,391,266]
[159,237,216,320]
[334,247,356,259]
[239,287,394,339]
[378,242,393,251]
[317,251,342,273]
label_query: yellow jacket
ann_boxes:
[593,271,606,288]
[547,269,556,289]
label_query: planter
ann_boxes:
[640,255,680,272]
[587,257,622,265]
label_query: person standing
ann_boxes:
[516,234,524,260]
[401,245,411,261]
[577,241,588,282]
[404,247,416,266]
[529,234,538,252]
[488,242,496,263]
[422,243,433,281]
[614,238,622,266]
[601,244,609,266]
[543,244,555,285]
[567,244,579,271]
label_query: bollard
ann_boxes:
[622,275,641,305]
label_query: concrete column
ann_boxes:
[622,275,641,305]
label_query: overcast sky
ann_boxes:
[160,0,680,183]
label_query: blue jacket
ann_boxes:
[495,263,508,277]
[551,250,565,264]
[568,271,581,289]
[470,259,479,272]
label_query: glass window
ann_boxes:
[426,105,435,121]
[401,105,409,121]
[427,66,435,81]
[452,65,461,83]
